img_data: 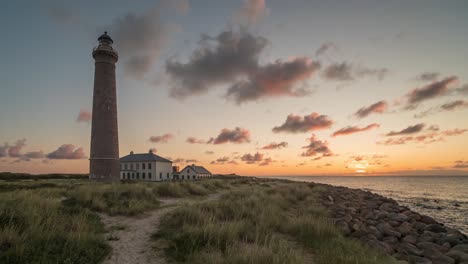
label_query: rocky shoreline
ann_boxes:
[320,184,468,264]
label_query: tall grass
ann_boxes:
[155,181,397,264]
[0,191,109,264]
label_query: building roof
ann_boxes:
[182,165,211,174]
[120,151,172,163]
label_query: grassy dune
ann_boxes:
[155,179,397,264]
[0,177,395,263]
[0,179,227,263]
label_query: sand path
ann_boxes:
[100,193,223,264]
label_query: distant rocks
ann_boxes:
[321,185,468,264]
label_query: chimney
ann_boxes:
[149,149,153,153]
[192,164,195,166]
[130,151,134,155]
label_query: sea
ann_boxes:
[267,176,468,235]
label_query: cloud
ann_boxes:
[261,141,288,150]
[211,156,238,165]
[76,110,91,123]
[272,112,333,133]
[301,134,332,157]
[8,139,26,158]
[149,133,174,143]
[186,137,206,144]
[185,159,198,163]
[354,101,388,118]
[208,127,251,144]
[322,62,353,81]
[456,84,468,95]
[332,123,380,137]
[322,62,388,81]
[47,3,80,25]
[453,160,468,169]
[166,30,319,103]
[315,42,338,56]
[173,158,185,163]
[225,58,320,104]
[259,157,273,166]
[414,72,440,82]
[386,123,425,136]
[161,0,190,15]
[47,144,86,159]
[205,151,214,155]
[111,8,173,79]
[415,100,468,118]
[235,0,267,25]
[406,76,458,108]
[377,128,466,145]
[240,152,267,164]
[18,151,46,162]
[0,144,7,158]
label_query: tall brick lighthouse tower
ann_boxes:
[89,32,120,182]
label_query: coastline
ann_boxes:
[315,182,468,264]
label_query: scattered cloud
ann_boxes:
[332,123,380,137]
[205,151,214,155]
[414,72,440,82]
[47,144,86,159]
[315,42,338,57]
[415,100,468,118]
[211,156,238,165]
[208,127,251,144]
[76,110,91,123]
[167,30,319,103]
[301,134,333,158]
[259,157,273,166]
[406,76,458,108]
[185,159,198,163]
[149,133,174,143]
[378,128,466,145]
[0,144,7,158]
[8,139,26,158]
[354,101,388,118]
[456,84,468,95]
[240,152,272,166]
[186,137,206,144]
[111,8,174,79]
[322,62,388,81]
[453,160,468,169]
[161,0,190,15]
[272,112,333,133]
[225,57,320,104]
[386,123,425,136]
[19,151,46,162]
[261,141,288,150]
[234,0,267,25]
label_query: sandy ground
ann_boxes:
[100,194,223,264]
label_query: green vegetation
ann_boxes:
[0,177,396,263]
[155,180,397,264]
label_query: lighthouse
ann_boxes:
[89,32,120,182]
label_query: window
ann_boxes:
[167,172,169,178]
[142,173,145,179]
[182,175,184,180]
[132,173,135,179]
[148,163,152,169]
[136,163,140,170]
[137,173,139,179]
[160,172,162,179]
[121,164,123,170]
[148,172,151,178]
[142,163,146,170]
[125,164,128,170]
[131,163,134,170]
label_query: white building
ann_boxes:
[120,150,172,181]
[178,164,212,180]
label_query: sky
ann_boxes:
[1,0,468,176]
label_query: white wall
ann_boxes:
[120,161,172,182]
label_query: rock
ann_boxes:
[428,253,455,264]
[327,195,334,203]
[440,234,465,246]
[446,250,468,262]
[408,255,431,264]
[393,213,410,222]
[425,224,447,233]
[383,235,399,245]
[384,229,402,238]
[336,221,351,235]
[420,215,437,225]
[417,242,446,254]
[397,242,423,256]
[367,225,383,240]
[377,222,393,233]
[367,239,395,255]
[399,222,413,235]
[403,235,418,245]
[380,202,395,212]
[454,203,460,207]
[389,220,401,227]
[413,222,427,233]
[452,244,468,254]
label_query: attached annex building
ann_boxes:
[120,150,172,181]
[178,165,212,180]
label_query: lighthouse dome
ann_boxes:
[98,31,113,44]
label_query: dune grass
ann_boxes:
[155,180,397,264]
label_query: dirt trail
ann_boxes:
[100,193,223,264]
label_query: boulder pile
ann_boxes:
[321,185,468,264]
